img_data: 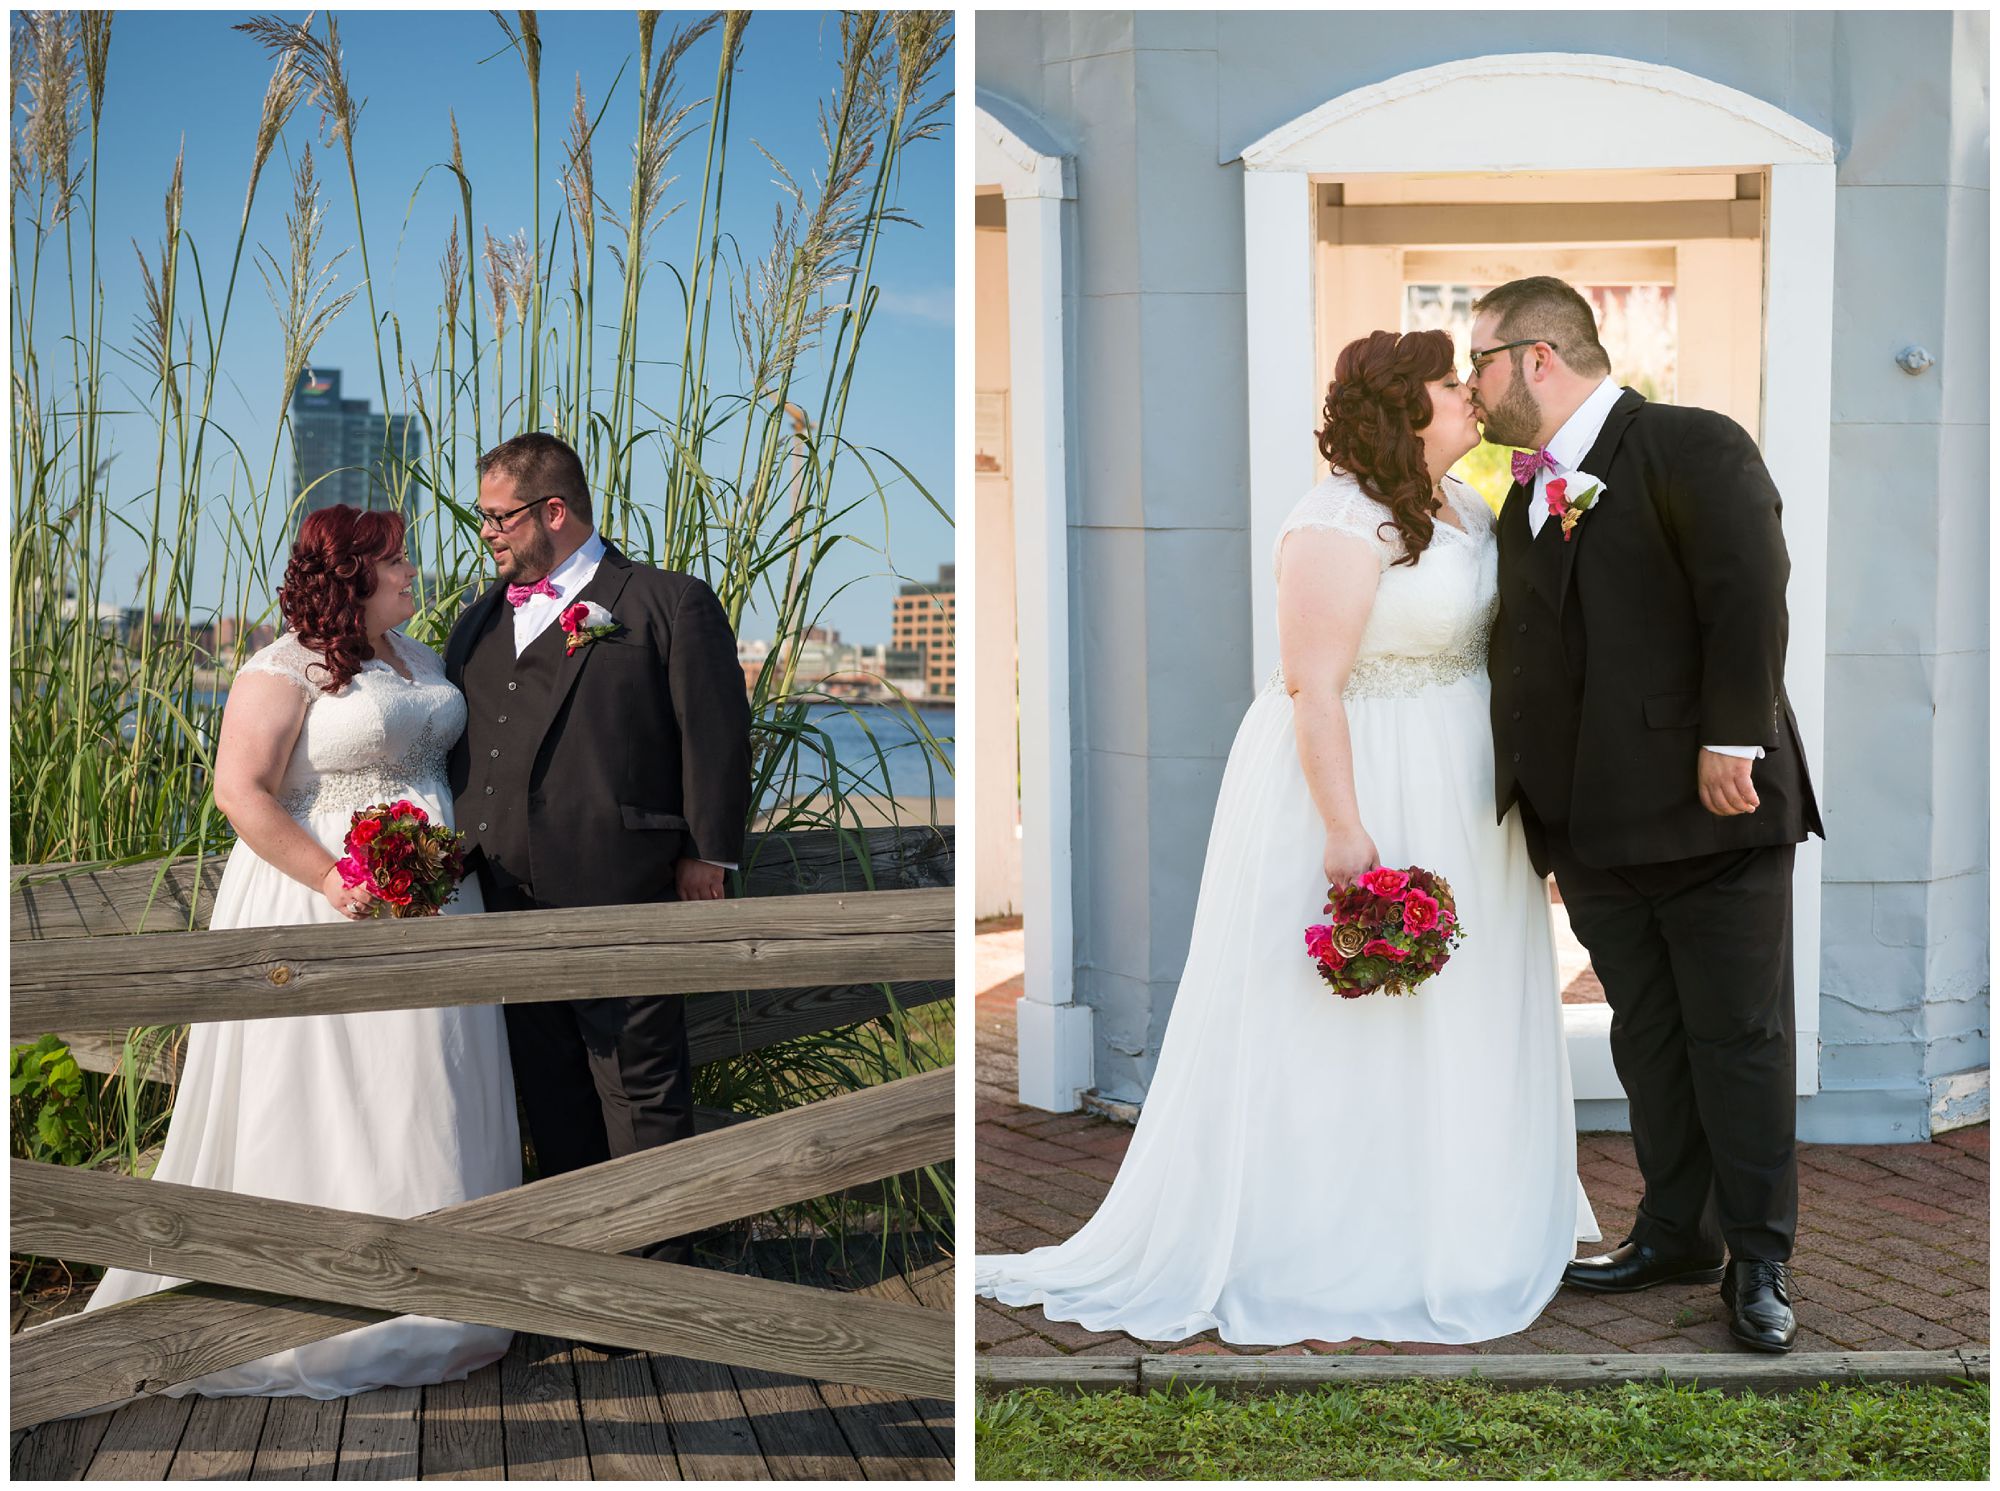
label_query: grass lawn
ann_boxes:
[975,1378,1990,1481]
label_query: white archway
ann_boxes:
[975,94,1092,1112]
[1238,54,1835,1103]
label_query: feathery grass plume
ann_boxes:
[501,228,534,324]
[720,8,749,71]
[889,11,952,148]
[78,9,110,126]
[258,146,357,406]
[491,9,540,101]
[21,9,83,215]
[235,11,361,150]
[242,48,307,229]
[612,9,719,266]
[439,217,463,328]
[9,19,30,201]
[560,72,594,262]
[482,225,510,340]
[130,141,184,399]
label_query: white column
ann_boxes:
[1003,183,1092,1112]
[1761,161,1836,1092]
[1243,169,1322,685]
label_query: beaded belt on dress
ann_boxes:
[279,764,449,820]
[1261,640,1485,702]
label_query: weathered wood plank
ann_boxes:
[853,1269,954,1452]
[419,1362,503,1481]
[648,1355,770,1480]
[250,1395,345,1480]
[800,1259,950,1480]
[168,1393,270,1479]
[728,1367,863,1481]
[10,1407,112,1479]
[496,1335,590,1481]
[12,1070,952,1425]
[13,1163,955,1402]
[1133,1349,1989,1395]
[569,1345,680,1481]
[334,1385,420,1481]
[975,1358,1140,1395]
[85,1391,196,1478]
[13,1071,952,1415]
[11,830,951,943]
[13,888,951,1030]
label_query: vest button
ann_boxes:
[498,715,507,724]
[1512,752,1521,764]
[1516,622,1527,634]
[1512,665,1521,676]
[478,822,488,832]
[508,681,518,691]
[484,786,494,795]
[1512,709,1521,721]
[490,748,500,758]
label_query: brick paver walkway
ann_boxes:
[975,925,1989,1360]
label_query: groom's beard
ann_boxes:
[492,523,557,585]
[1478,376,1542,451]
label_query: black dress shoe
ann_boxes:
[1722,1259,1798,1353]
[1562,1239,1727,1293]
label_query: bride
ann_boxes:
[83,505,520,1397]
[977,329,1599,1345]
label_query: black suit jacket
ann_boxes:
[1488,389,1823,870]
[444,544,753,908]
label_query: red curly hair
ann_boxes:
[1315,329,1456,567]
[277,506,407,693]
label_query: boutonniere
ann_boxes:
[558,600,619,654]
[1545,472,1606,542]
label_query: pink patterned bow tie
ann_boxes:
[506,576,559,608]
[1511,447,1561,485]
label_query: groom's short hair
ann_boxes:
[476,432,593,526]
[1473,277,1613,378]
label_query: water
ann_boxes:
[178,692,955,801]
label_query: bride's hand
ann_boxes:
[321,864,375,921]
[1323,823,1380,891]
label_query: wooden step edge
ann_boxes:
[975,1357,1140,1394]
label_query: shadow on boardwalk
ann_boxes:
[13,1238,954,1481]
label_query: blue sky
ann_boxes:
[22,8,953,647]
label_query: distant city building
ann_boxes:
[215,616,279,659]
[890,564,954,701]
[290,368,422,523]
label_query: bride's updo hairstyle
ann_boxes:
[1316,328,1455,567]
[277,505,407,693]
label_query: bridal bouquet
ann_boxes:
[1304,865,1464,998]
[334,800,467,917]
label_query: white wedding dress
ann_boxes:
[83,630,521,1397]
[977,472,1600,1345]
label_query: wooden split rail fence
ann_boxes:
[9,828,955,1433]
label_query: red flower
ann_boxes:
[560,601,589,634]
[1361,938,1409,962]
[1358,867,1410,898]
[1402,890,1440,935]
[1304,925,1334,962]
[385,799,428,823]
[1545,477,1569,519]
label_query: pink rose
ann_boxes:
[335,855,369,888]
[1358,867,1410,899]
[560,601,589,634]
[348,817,382,850]
[1545,476,1569,518]
[1304,925,1334,962]
[1362,938,1409,963]
[385,799,428,824]
[1402,889,1440,935]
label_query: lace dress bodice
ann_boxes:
[1267,471,1497,700]
[234,631,464,820]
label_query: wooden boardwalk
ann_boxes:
[11,1244,954,1481]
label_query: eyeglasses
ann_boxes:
[1467,339,1559,379]
[475,494,558,534]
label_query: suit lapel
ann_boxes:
[448,580,510,686]
[524,544,636,754]
[1555,387,1646,618]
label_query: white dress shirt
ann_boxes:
[508,530,736,868]
[511,530,606,655]
[1525,377,1762,762]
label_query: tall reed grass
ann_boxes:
[10,10,954,1244]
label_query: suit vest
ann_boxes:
[458,604,566,900]
[1491,496,1586,826]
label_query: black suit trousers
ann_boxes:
[486,885,696,1238]
[1533,809,1798,1263]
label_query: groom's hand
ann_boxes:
[675,858,727,902]
[1697,750,1760,817]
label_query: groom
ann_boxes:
[1474,278,1822,1353]
[445,432,751,1260]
